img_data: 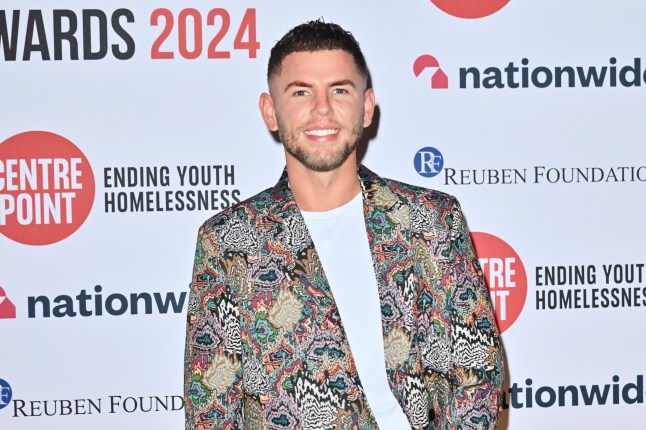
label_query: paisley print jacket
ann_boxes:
[184,165,504,430]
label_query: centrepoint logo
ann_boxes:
[413,55,448,89]
[471,232,527,333]
[0,131,95,245]
[431,0,510,19]
[0,379,12,410]
[414,147,444,178]
[0,287,16,319]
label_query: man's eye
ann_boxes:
[333,88,348,94]
[293,90,308,96]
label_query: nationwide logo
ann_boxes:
[413,55,448,89]
[414,147,444,178]
[471,232,527,333]
[415,55,646,89]
[430,0,510,19]
[501,374,644,409]
[0,287,16,319]
[0,379,12,410]
[0,285,186,320]
[26,285,186,318]
[0,131,95,245]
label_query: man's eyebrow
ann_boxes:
[284,81,312,92]
[329,79,356,88]
[283,79,356,92]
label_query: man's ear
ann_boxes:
[259,92,278,131]
[363,88,375,128]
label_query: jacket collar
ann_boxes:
[268,163,386,218]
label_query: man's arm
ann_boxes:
[184,225,244,430]
[445,198,504,429]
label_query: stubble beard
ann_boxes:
[277,117,364,172]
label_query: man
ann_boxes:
[185,20,503,430]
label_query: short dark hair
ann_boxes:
[267,19,368,81]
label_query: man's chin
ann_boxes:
[286,149,351,173]
[300,158,346,173]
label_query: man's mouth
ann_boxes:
[304,129,339,137]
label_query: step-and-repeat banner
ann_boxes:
[1,1,644,428]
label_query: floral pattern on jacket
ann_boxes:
[185,165,504,430]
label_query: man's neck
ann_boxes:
[285,154,361,212]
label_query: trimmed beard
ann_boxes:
[277,118,363,172]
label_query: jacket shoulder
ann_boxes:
[377,175,457,208]
[199,186,274,234]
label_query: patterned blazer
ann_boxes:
[184,165,504,430]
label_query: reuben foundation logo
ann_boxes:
[0,287,16,319]
[431,0,510,19]
[471,232,527,333]
[414,147,444,178]
[414,55,448,89]
[0,131,95,245]
[0,379,12,410]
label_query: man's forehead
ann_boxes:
[269,49,365,89]
[273,50,359,76]
[283,48,351,60]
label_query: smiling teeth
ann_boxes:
[304,129,337,136]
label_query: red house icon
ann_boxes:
[413,55,449,89]
[0,287,16,319]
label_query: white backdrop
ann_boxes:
[1,1,644,428]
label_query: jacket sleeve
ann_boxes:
[444,197,504,429]
[184,225,244,430]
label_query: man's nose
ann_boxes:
[312,92,332,115]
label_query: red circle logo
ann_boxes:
[431,0,510,19]
[0,131,95,245]
[471,232,527,333]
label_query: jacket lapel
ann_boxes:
[263,168,378,428]
[359,165,426,418]
[268,164,421,370]
[266,169,337,310]
[263,165,423,427]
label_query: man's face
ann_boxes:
[260,49,375,172]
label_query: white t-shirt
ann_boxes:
[301,192,411,429]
